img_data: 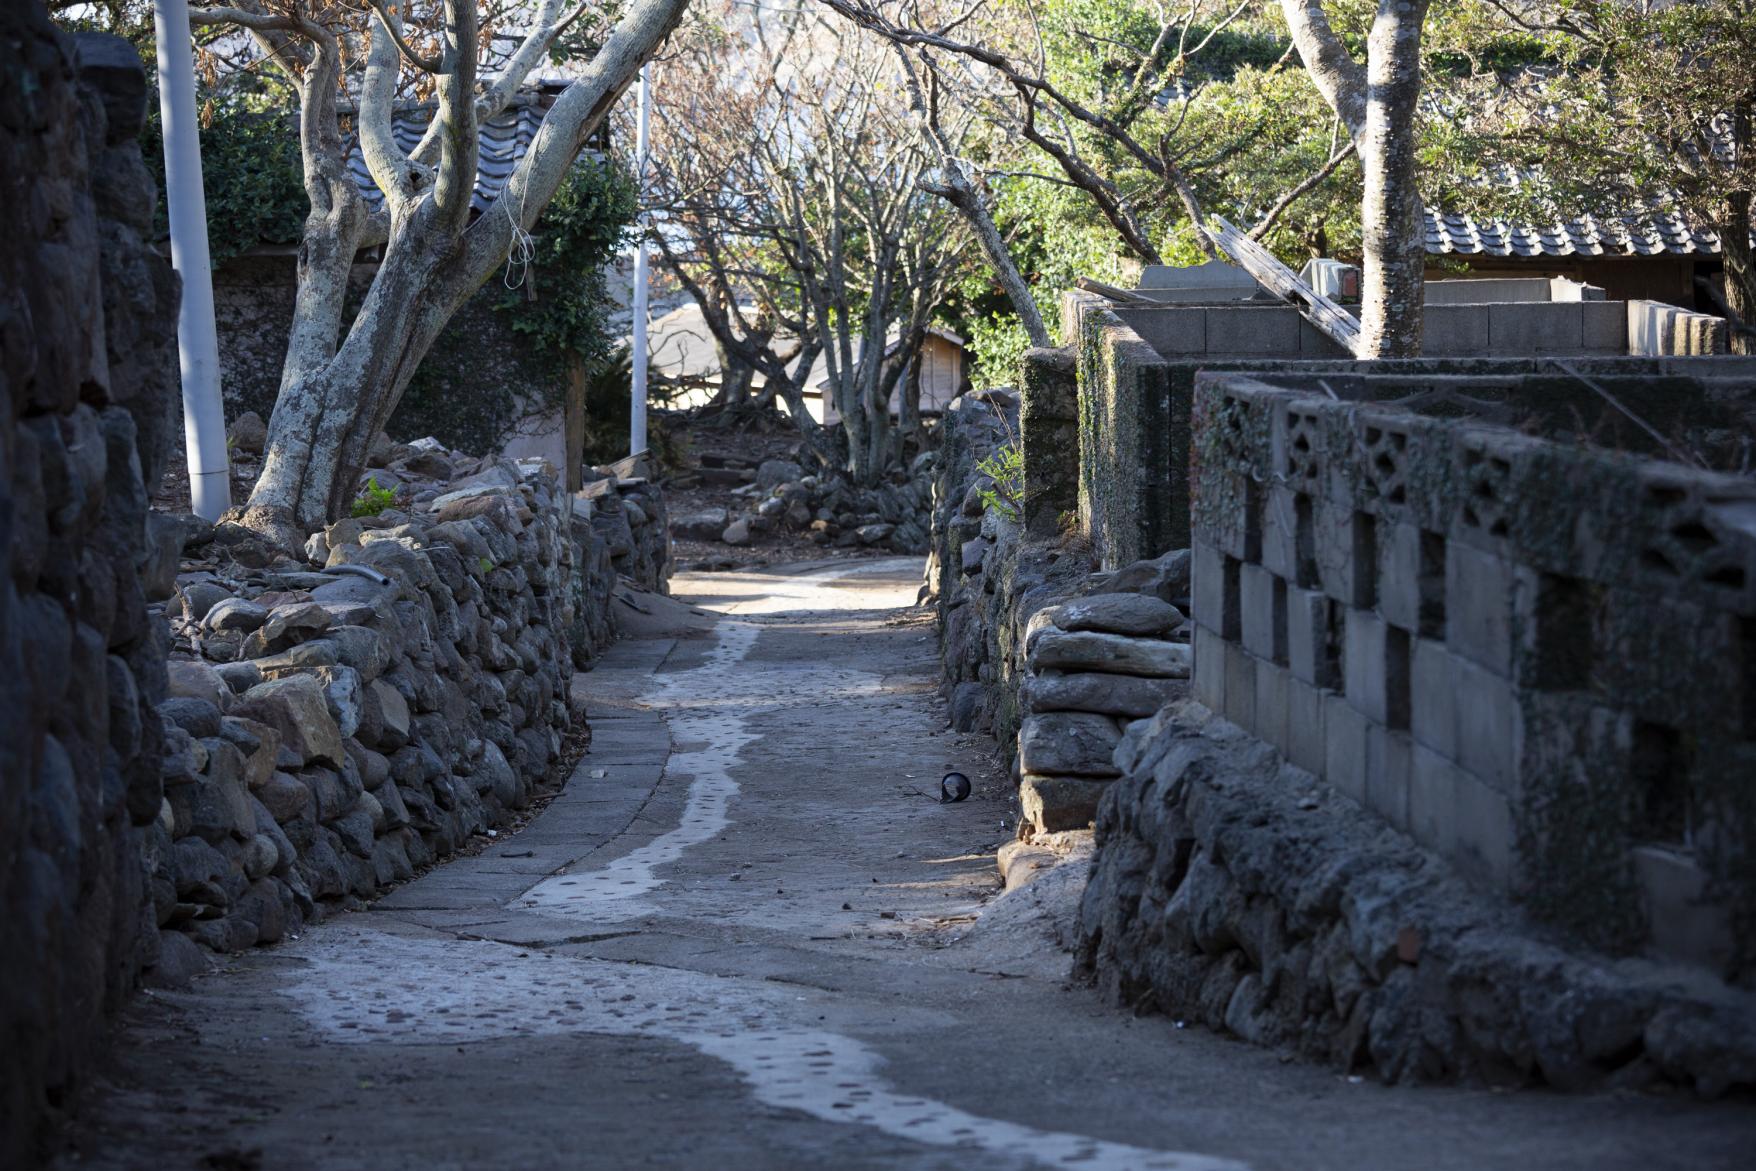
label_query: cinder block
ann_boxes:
[1125,306,1206,355]
[1191,540,1229,635]
[1580,299,1628,353]
[1453,656,1522,794]
[1285,678,1327,776]
[1409,743,1461,854]
[1423,304,1491,355]
[1314,499,1371,606]
[1488,300,1583,353]
[1254,658,1290,754]
[1299,318,1352,356]
[1260,485,1301,581]
[1635,845,1734,971]
[1366,726,1412,830]
[1446,542,1514,675]
[1410,636,1457,758]
[1239,564,1282,662]
[1323,691,1369,805]
[1193,624,1225,713]
[1223,641,1257,730]
[1286,585,1335,689]
[1344,609,1394,724]
[1377,521,1423,633]
[1205,305,1302,355]
[1452,770,1515,889]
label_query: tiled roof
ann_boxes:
[344,102,549,214]
[1424,209,1728,258]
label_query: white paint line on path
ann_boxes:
[518,563,899,920]
[280,926,1249,1171]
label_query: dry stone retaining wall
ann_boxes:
[930,389,1196,831]
[1078,704,1756,1094]
[150,448,668,965]
[1,20,180,1164]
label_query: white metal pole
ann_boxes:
[153,0,232,521]
[629,63,651,459]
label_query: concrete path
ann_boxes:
[56,560,1756,1170]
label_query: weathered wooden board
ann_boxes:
[1207,217,1362,355]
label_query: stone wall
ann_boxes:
[930,390,1194,831]
[677,457,936,557]
[1063,289,1756,566]
[148,445,668,966]
[1185,371,1756,979]
[1078,703,1756,1094]
[1,18,180,1164]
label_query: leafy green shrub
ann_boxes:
[976,445,1025,523]
[351,477,399,518]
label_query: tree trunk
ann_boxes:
[1723,190,1754,357]
[1281,0,1431,359]
[1356,0,1430,358]
[238,0,690,548]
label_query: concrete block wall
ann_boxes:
[1108,300,1629,362]
[1064,288,1756,567]
[1628,299,1730,355]
[1187,371,1756,979]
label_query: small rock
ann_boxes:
[227,411,268,454]
[722,519,752,547]
[203,598,268,634]
[755,459,804,489]
[855,523,895,545]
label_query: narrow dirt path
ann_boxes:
[55,561,1756,1170]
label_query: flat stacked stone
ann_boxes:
[1016,592,1189,833]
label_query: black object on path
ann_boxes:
[940,772,971,803]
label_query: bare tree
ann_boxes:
[646,1,972,484]
[1281,0,1431,357]
[188,0,689,548]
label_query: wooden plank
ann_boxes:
[1206,217,1362,355]
[1074,276,1155,304]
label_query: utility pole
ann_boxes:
[152,0,231,521]
[629,63,651,459]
